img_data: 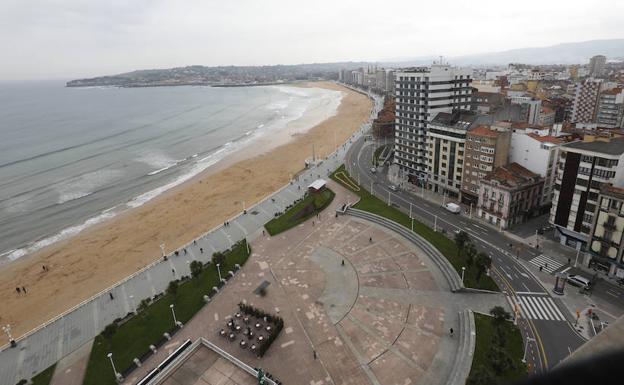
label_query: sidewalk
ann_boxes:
[0,95,385,385]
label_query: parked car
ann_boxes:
[443,202,461,214]
[567,274,591,289]
[388,185,398,191]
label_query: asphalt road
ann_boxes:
[345,136,587,373]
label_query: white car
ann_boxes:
[443,202,461,214]
[567,274,591,289]
[388,185,398,191]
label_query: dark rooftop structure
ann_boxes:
[430,110,492,130]
[563,137,624,156]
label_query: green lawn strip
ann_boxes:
[467,313,527,385]
[330,165,498,291]
[30,364,56,385]
[83,241,250,385]
[373,145,389,165]
[264,189,335,236]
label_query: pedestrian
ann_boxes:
[545,263,548,269]
[22,286,26,294]
[369,237,372,243]
[539,265,543,272]
[42,265,45,271]
[200,247,204,254]
[175,251,179,256]
[263,230,266,236]
[172,268,175,275]
[184,248,187,255]
[109,292,114,300]
[15,287,20,294]
[341,260,345,266]
[313,350,317,360]
[449,328,454,337]
[312,221,315,227]
[194,240,197,245]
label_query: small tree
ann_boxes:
[465,242,477,267]
[475,252,492,282]
[490,306,511,324]
[138,299,150,314]
[167,280,179,297]
[454,231,470,258]
[190,260,203,278]
[212,251,225,266]
[102,322,117,339]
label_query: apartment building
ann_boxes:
[538,107,556,126]
[461,124,511,204]
[393,64,473,181]
[587,186,624,277]
[509,126,569,211]
[550,137,624,249]
[596,87,624,129]
[425,111,490,197]
[570,79,602,123]
[509,96,542,125]
[589,55,607,78]
[477,163,543,229]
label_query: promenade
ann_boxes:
[0,93,383,385]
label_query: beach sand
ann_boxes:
[0,82,372,337]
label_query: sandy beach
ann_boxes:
[0,82,372,338]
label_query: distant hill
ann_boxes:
[66,62,368,88]
[385,39,624,67]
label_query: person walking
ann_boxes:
[200,247,204,254]
[449,328,454,337]
[22,286,26,294]
[15,287,20,294]
[109,292,114,300]
[313,350,317,360]
[369,237,372,243]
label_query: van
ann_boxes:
[567,274,590,289]
[444,202,461,214]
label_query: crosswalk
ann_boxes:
[507,294,567,322]
[528,254,564,274]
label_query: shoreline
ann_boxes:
[0,81,373,337]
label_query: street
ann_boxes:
[345,136,590,373]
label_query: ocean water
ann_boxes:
[0,81,342,262]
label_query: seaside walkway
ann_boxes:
[0,93,384,384]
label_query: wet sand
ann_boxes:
[0,81,372,337]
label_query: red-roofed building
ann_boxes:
[477,163,544,229]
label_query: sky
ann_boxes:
[2,0,623,80]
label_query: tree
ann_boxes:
[190,260,203,278]
[138,299,150,314]
[212,251,225,266]
[465,242,477,267]
[102,322,117,339]
[454,231,470,257]
[490,306,511,324]
[167,280,179,296]
[466,365,496,385]
[475,252,492,282]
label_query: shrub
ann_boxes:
[190,260,203,278]
[167,280,179,297]
[490,306,511,324]
[102,322,118,339]
[212,251,225,266]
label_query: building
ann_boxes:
[570,79,602,123]
[509,96,542,125]
[550,137,624,250]
[393,64,473,180]
[586,186,624,277]
[471,91,504,114]
[425,111,490,197]
[461,123,511,204]
[596,87,624,129]
[477,163,544,229]
[589,55,607,78]
[509,127,568,211]
[538,106,556,126]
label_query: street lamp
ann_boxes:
[107,352,121,381]
[461,267,466,283]
[160,243,166,257]
[129,294,136,314]
[574,246,581,267]
[2,324,16,348]
[522,337,536,363]
[216,263,222,281]
[170,304,182,327]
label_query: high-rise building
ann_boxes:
[596,87,624,128]
[589,55,607,77]
[570,79,602,123]
[461,123,511,204]
[425,111,490,198]
[550,137,624,250]
[393,65,473,181]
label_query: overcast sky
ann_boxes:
[2,0,623,80]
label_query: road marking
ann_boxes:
[515,291,547,296]
[606,290,619,298]
[529,254,564,274]
[561,267,571,273]
[515,295,566,321]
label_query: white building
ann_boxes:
[509,127,567,210]
[393,64,473,180]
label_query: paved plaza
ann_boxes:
[123,180,505,385]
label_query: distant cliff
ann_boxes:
[66,62,368,88]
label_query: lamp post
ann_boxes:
[170,304,181,327]
[387,190,391,206]
[216,263,222,281]
[461,267,466,283]
[434,215,438,232]
[535,229,539,249]
[522,337,536,363]
[129,294,136,314]
[409,203,412,218]
[2,324,15,347]
[469,203,473,219]
[574,246,581,268]
[107,352,120,381]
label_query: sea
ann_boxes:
[0,81,343,263]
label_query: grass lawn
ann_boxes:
[83,241,250,385]
[330,165,498,291]
[30,364,56,385]
[467,313,527,385]
[264,189,335,236]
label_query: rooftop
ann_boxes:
[483,163,542,189]
[563,137,624,156]
[601,87,623,96]
[467,125,502,138]
[526,133,566,144]
[601,185,624,200]
[431,111,491,130]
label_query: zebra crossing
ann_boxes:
[507,294,567,322]
[528,254,564,274]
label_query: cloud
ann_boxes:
[1,0,623,80]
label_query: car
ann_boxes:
[370,167,376,173]
[567,274,591,289]
[388,185,398,191]
[443,202,461,214]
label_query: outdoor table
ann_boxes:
[251,344,256,350]
[255,322,262,329]
[229,333,235,340]
[240,340,247,348]
[258,335,264,342]
[235,325,241,332]
[266,326,272,332]
[219,329,226,336]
